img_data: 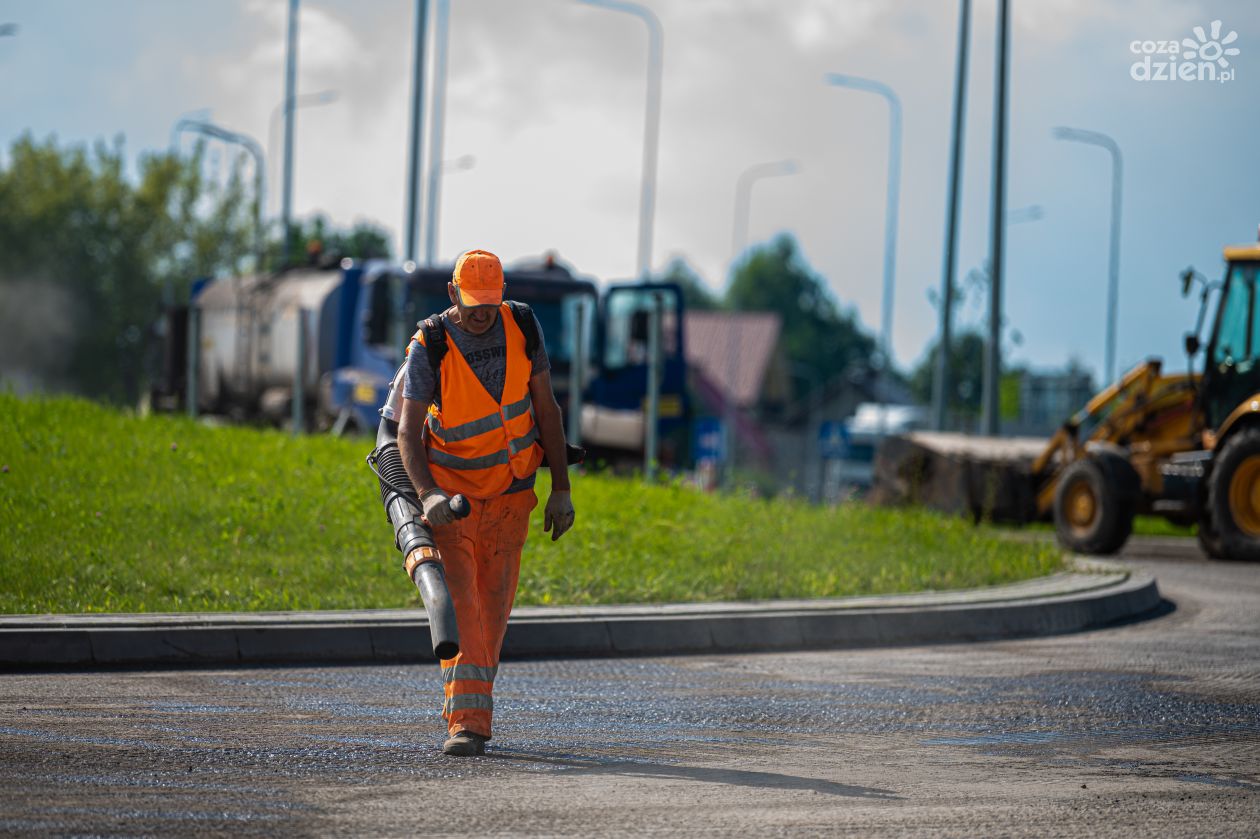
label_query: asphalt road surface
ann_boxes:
[1,540,1257,837]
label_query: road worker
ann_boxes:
[395,249,575,757]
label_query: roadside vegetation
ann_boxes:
[0,393,1063,614]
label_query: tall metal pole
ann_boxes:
[186,307,200,418]
[644,293,661,480]
[293,308,307,434]
[731,159,799,259]
[568,298,586,446]
[267,90,337,218]
[423,0,451,266]
[824,74,902,402]
[281,0,299,266]
[577,0,663,281]
[727,158,799,484]
[404,0,430,262]
[172,119,267,272]
[1053,126,1123,384]
[981,0,1010,436]
[933,0,971,431]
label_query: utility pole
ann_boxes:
[825,73,902,416]
[280,0,299,266]
[577,0,663,281]
[932,0,971,431]
[423,0,451,266]
[981,0,1009,436]
[1053,127,1123,385]
[404,0,430,262]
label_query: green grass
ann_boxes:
[0,393,1063,614]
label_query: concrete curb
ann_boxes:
[0,560,1161,668]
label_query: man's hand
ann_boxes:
[543,490,575,541]
[421,487,455,526]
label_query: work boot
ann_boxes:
[442,730,488,757]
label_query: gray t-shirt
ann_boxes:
[402,307,550,406]
[381,306,550,496]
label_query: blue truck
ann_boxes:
[152,258,691,466]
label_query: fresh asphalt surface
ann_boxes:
[1,539,1257,837]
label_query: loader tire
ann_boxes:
[1053,455,1137,556]
[1208,428,1260,562]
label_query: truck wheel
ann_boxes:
[1053,456,1137,555]
[1208,428,1260,561]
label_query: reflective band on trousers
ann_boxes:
[444,693,493,713]
[442,664,498,683]
[426,394,533,443]
[428,427,538,471]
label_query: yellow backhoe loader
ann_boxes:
[1034,241,1260,560]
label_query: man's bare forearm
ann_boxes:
[398,400,438,497]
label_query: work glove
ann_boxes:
[421,487,455,526]
[543,489,575,542]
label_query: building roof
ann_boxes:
[684,311,782,408]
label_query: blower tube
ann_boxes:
[369,418,468,661]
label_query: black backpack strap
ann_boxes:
[418,315,448,408]
[506,300,540,359]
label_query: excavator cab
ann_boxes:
[1201,255,1260,430]
[1193,245,1260,560]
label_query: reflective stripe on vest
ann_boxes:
[416,303,544,499]
[425,394,533,443]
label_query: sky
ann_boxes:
[1,0,1257,382]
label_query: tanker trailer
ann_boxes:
[160,260,405,430]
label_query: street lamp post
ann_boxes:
[404,0,430,262]
[1053,126,1123,385]
[577,0,663,282]
[427,155,476,265]
[981,0,1011,436]
[731,159,799,259]
[423,0,452,267]
[933,0,972,431]
[171,119,267,271]
[280,0,300,265]
[824,73,902,395]
[726,158,799,483]
[267,90,338,219]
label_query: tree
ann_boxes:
[909,329,987,420]
[0,134,396,404]
[726,234,877,397]
[0,134,255,403]
[269,214,392,268]
[657,256,718,310]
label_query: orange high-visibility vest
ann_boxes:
[411,304,544,499]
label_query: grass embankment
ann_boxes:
[0,393,1063,614]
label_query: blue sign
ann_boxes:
[818,420,850,459]
[694,417,725,462]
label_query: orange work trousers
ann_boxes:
[431,489,537,739]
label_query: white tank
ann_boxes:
[193,269,343,415]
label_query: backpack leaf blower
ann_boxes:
[367,418,467,661]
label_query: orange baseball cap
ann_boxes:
[452,249,504,307]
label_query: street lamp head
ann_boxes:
[0,22,18,37]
